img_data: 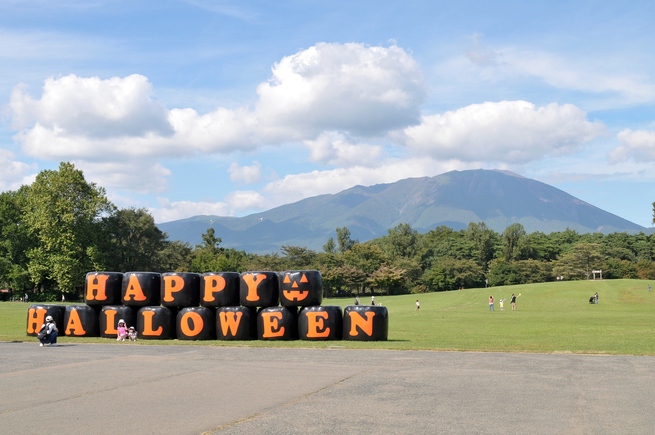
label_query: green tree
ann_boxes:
[465,222,498,268]
[336,227,357,253]
[323,237,336,254]
[0,187,36,291]
[502,223,527,262]
[105,208,167,272]
[387,223,420,259]
[553,243,603,280]
[368,265,405,295]
[280,245,317,269]
[199,228,222,256]
[24,162,114,293]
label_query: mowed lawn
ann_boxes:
[2,279,654,354]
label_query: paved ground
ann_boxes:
[1,342,654,434]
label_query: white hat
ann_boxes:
[45,316,53,322]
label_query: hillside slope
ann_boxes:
[158,169,647,253]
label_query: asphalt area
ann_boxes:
[1,342,654,434]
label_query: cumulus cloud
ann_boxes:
[73,160,171,194]
[256,42,425,138]
[400,101,606,163]
[0,148,37,191]
[224,190,268,211]
[610,129,655,163]
[302,132,383,167]
[9,43,423,161]
[9,74,172,137]
[228,161,262,184]
[151,197,231,223]
[151,190,268,223]
[7,43,424,194]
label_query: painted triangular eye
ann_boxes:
[283,275,291,283]
[300,274,308,283]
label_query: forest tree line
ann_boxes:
[2,163,654,301]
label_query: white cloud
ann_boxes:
[610,129,655,163]
[228,161,262,184]
[256,42,425,138]
[151,190,269,223]
[0,148,36,191]
[302,132,383,167]
[6,43,424,194]
[224,190,268,211]
[151,197,231,223]
[445,39,655,106]
[9,43,423,162]
[9,74,172,137]
[73,160,171,194]
[400,101,606,164]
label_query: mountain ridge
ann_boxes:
[157,169,651,253]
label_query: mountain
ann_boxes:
[157,169,649,254]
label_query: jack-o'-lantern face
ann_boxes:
[281,273,310,301]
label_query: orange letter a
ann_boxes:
[65,309,87,336]
[124,275,147,301]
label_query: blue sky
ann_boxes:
[1,0,654,227]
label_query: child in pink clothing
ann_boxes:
[117,319,128,341]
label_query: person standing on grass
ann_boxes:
[489,295,494,312]
[416,300,420,311]
[371,296,375,305]
[511,293,517,311]
[595,292,599,304]
[649,285,651,292]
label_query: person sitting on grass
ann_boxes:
[117,319,129,341]
[128,327,137,341]
[38,316,59,347]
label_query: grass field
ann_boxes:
[2,279,655,354]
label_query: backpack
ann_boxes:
[37,324,49,340]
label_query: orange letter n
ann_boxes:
[243,274,266,302]
[86,274,109,301]
[348,311,375,337]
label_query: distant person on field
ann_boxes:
[649,285,651,292]
[511,294,517,311]
[38,316,58,346]
[371,296,375,305]
[416,300,420,311]
[489,295,494,312]
[117,319,129,341]
[499,299,505,311]
[595,292,599,304]
[355,296,360,305]
[61,294,65,303]
[24,293,28,303]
